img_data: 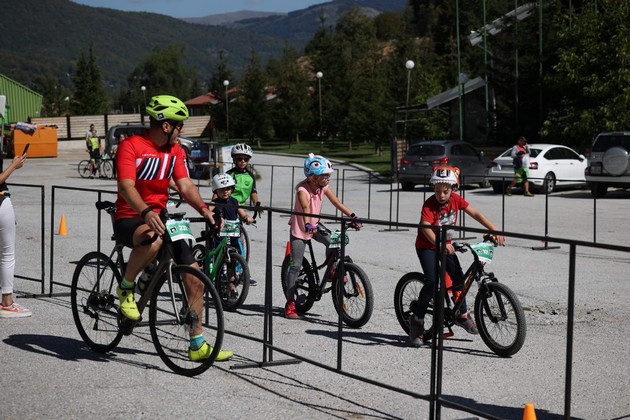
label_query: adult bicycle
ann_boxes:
[280,221,374,328]
[70,201,224,376]
[78,156,114,179]
[394,234,526,357]
[192,216,251,312]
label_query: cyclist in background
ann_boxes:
[223,143,262,286]
[86,128,102,179]
[114,94,232,361]
[409,166,505,346]
[284,153,361,319]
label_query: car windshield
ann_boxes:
[406,144,445,157]
[499,148,541,158]
[593,134,630,152]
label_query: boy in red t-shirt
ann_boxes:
[409,166,506,346]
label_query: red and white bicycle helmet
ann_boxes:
[212,173,236,192]
[231,143,253,158]
[430,165,460,188]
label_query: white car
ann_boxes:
[487,144,587,194]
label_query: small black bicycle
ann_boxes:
[394,235,526,357]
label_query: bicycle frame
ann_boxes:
[202,234,240,282]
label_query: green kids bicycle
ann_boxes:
[192,218,251,311]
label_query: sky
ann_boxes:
[71,0,326,18]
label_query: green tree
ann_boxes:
[268,45,312,145]
[208,51,235,132]
[71,46,108,115]
[233,50,272,147]
[126,43,193,111]
[544,0,630,149]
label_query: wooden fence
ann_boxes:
[31,114,212,140]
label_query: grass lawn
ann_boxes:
[214,137,393,176]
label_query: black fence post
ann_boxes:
[40,186,45,294]
[367,171,372,219]
[564,244,576,419]
[66,115,71,140]
[49,186,56,294]
[337,219,347,372]
[593,194,597,243]
[532,185,559,250]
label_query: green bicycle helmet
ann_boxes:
[146,95,189,121]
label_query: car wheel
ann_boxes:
[541,172,556,194]
[490,182,504,194]
[590,183,607,198]
[401,181,415,191]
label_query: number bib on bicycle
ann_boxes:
[166,219,195,242]
[470,242,494,263]
[329,231,349,248]
[219,220,241,237]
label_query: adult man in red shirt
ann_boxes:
[114,95,232,361]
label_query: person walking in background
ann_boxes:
[85,123,95,142]
[0,150,30,318]
[506,136,534,197]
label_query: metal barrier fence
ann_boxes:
[8,183,46,296]
[42,183,630,418]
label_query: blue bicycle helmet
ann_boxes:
[304,153,333,176]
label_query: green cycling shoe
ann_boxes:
[188,342,233,362]
[116,286,141,321]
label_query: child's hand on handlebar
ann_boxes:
[304,222,317,233]
[349,213,362,229]
[445,243,456,254]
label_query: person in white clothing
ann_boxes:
[0,150,31,318]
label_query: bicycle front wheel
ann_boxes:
[101,160,114,179]
[239,226,250,263]
[78,160,91,178]
[149,265,224,376]
[71,251,123,353]
[474,282,526,357]
[393,272,429,334]
[331,262,373,328]
[216,251,250,311]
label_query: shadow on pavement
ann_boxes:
[442,394,569,419]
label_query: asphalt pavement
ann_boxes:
[2,146,629,419]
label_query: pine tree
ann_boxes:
[234,50,271,147]
[71,46,108,115]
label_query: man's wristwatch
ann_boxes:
[140,207,154,219]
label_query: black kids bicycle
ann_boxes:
[71,201,225,376]
[280,221,374,328]
[394,234,526,357]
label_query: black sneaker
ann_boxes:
[249,278,257,286]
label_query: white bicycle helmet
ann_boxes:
[212,173,236,192]
[430,165,460,188]
[304,153,333,176]
[231,143,253,158]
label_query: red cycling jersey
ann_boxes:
[415,193,469,250]
[115,132,189,220]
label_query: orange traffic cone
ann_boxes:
[284,241,291,257]
[58,214,67,236]
[523,403,537,420]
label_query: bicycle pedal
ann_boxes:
[118,314,141,336]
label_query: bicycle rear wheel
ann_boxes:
[101,160,114,179]
[393,272,430,334]
[71,251,123,352]
[474,282,526,357]
[216,251,250,311]
[149,265,224,376]
[331,262,373,328]
[78,160,91,178]
[280,255,316,314]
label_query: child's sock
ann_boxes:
[190,334,204,350]
[120,278,135,290]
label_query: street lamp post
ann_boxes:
[140,86,147,123]
[316,71,323,151]
[404,60,415,139]
[458,72,468,142]
[223,80,230,142]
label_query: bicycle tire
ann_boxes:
[331,262,374,328]
[280,255,316,314]
[71,251,124,353]
[101,160,114,179]
[216,252,250,311]
[240,225,250,263]
[474,282,526,357]
[393,272,430,334]
[78,160,91,178]
[149,265,224,377]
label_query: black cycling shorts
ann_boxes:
[89,150,101,160]
[113,217,196,265]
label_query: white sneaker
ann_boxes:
[0,302,32,318]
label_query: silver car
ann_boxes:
[585,131,630,197]
[398,140,489,191]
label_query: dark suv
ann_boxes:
[105,123,195,170]
[398,140,489,191]
[585,131,630,197]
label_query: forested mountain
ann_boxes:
[181,11,285,26]
[208,0,408,44]
[0,0,285,90]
